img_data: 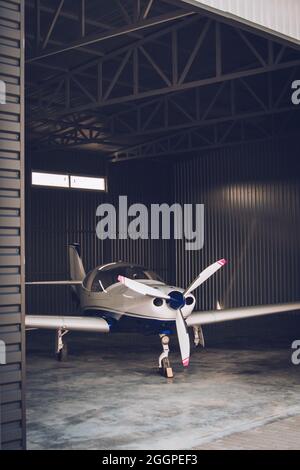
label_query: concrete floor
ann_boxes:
[197,415,300,450]
[26,330,300,450]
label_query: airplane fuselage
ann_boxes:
[80,280,195,323]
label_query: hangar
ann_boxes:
[0,0,300,450]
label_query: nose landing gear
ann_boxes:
[55,328,69,361]
[158,334,174,378]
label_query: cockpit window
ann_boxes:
[90,264,163,292]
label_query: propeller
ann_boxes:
[176,309,190,367]
[117,275,170,300]
[183,259,227,297]
[118,259,227,368]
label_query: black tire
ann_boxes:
[160,357,173,378]
[162,357,170,369]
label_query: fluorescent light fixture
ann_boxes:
[32,171,106,191]
[70,175,106,191]
[32,172,69,188]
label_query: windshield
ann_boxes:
[90,265,164,292]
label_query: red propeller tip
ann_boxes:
[218,258,227,266]
[182,358,190,367]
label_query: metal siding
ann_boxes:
[174,137,300,344]
[26,139,300,345]
[26,154,174,315]
[181,0,300,45]
[0,0,25,450]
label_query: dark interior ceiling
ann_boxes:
[25,0,300,161]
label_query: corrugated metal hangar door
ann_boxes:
[0,0,25,450]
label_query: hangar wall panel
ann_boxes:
[174,137,300,344]
[26,139,300,345]
[0,0,25,450]
[26,153,174,315]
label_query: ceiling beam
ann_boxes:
[26,0,142,38]
[29,57,300,121]
[111,113,299,162]
[42,0,65,50]
[26,33,105,59]
[27,10,194,63]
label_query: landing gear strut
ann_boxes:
[193,325,205,348]
[55,328,69,361]
[158,334,174,378]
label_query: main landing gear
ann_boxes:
[55,328,69,361]
[193,325,205,348]
[158,334,174,378]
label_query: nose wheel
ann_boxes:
[158,334,174,378]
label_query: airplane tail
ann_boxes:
[68,244,86,281]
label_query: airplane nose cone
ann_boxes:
[168,291,185,310]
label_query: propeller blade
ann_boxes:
[118,275,170,300]
[176,309,190,367]
[184,259,227,297]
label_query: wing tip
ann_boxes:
[218,258,227,266]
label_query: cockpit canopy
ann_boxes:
[83,262,164,292]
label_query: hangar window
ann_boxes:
[70,175,106,191]
[32,172,69,188]
[32,171,106,192]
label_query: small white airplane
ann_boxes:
[26,244,300,378]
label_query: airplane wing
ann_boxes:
[25,315,110,333]
[26,281,82,285]
[186,302,300,327]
